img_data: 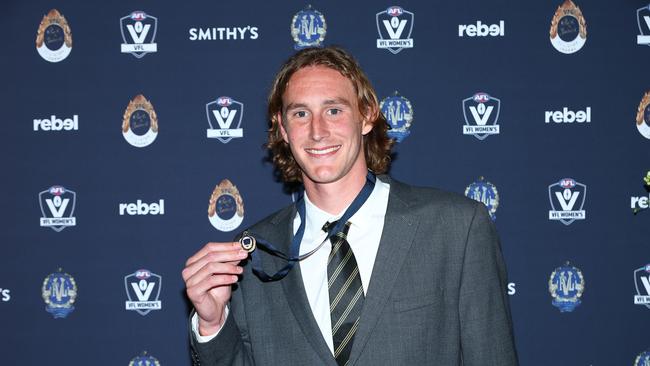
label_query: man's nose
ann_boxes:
[310,113,329,141]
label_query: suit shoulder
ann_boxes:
[246,203,294,234]
[390,178,480,216]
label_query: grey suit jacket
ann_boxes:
[191,176,518,365]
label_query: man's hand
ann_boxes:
[182,242,248,336]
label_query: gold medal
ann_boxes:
[239,232,256,253]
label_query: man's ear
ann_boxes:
[361,105,378,136]
[278,113,289,143]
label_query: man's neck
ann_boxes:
[303,170,368,215]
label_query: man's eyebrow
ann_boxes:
[284,102,308,114]
[323,98,352,107]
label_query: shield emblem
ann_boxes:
[124,270,162,316]
[635,266,650,310]
[39,186,76,232]
[376,7,414,54]
[638,5,650,45]
[462,93,501,141]
[548,178,586,225]
[206,97,244,144]
[120,11,158,58]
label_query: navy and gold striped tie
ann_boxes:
[326,221,364,366]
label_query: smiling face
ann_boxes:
[278,65,373,189]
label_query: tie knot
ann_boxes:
[322,220,351,239]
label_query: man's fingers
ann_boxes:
[184,261,244,289]
[186,273,240,300]
[183,247,248,281]
[186,241,241,267]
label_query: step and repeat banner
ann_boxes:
[1,0,650,365]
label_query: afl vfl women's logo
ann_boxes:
[462,92,501,140]
[548,262,584,312]
[291,6,326,50]
[548,178,586,225]
[376,6,414,54]
[635,350,650,366]
[634,264,650,309]
[380,92,413,143]
[120,11,158,58]
[208,179,244,232]
[122,94,158,147]
[39,185,77,232]
[36,9,72,62]
[42,269,77,318]
[125,269,162,315]
[549,0,587,54]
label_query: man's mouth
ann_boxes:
[305,145,341,156]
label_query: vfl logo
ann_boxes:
[206,96,244,143]
[129,351,161,366]
[120,11,158,58]
[42,269,77,318]
[548,262,584,312]
[125,269,162,316]
[549,0,587,54]
[39,185,76,232]
[548,178,586,225]
[465,177,499,221]
[208,179,244,232]
[638,5,650,46]
[462,92,501,140]
[380,92,413,143]
[291,6,326,50]
[634,264,650,309]
[376,6,414,54]
[36,9,72,62]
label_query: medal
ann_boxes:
[239,232,257,253]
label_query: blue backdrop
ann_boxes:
[2,0,650,364]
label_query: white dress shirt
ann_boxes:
[193,178,391,354]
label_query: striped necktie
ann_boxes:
[325,221,364,365]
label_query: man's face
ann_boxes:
[279,65,373,187]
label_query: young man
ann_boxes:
[182,46,518,365]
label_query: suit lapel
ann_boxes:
[347,178,420,365]
[267,207,338,366]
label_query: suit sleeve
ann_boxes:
[189,287,255,366]
[458,202,518,366]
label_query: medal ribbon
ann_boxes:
[248,172,376,282]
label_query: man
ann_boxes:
[182,46,518,365]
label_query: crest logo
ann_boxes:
[462,92,501,140]
[125,269,162,315]
[549,0,587,54]
[548,178,586,225]
[636,91,650,139]
[635,350,650,366]
[380,92,413,143]
[291,6,326,50]
[208,179,244,232]
[465,177,499,221]
[638,5,650,46]
[120,11,158,58]
[36,9,72,62]
[376,6,414,54]
[548,262,584,312]
[206,96,244,143]
[129,351,161,366]
[634,264,650,309]
[122,94,158,147]
[42,269,77,318]
[39,185,76,232]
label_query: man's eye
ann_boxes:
[294,111,307,118]
[327,109,341,116]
